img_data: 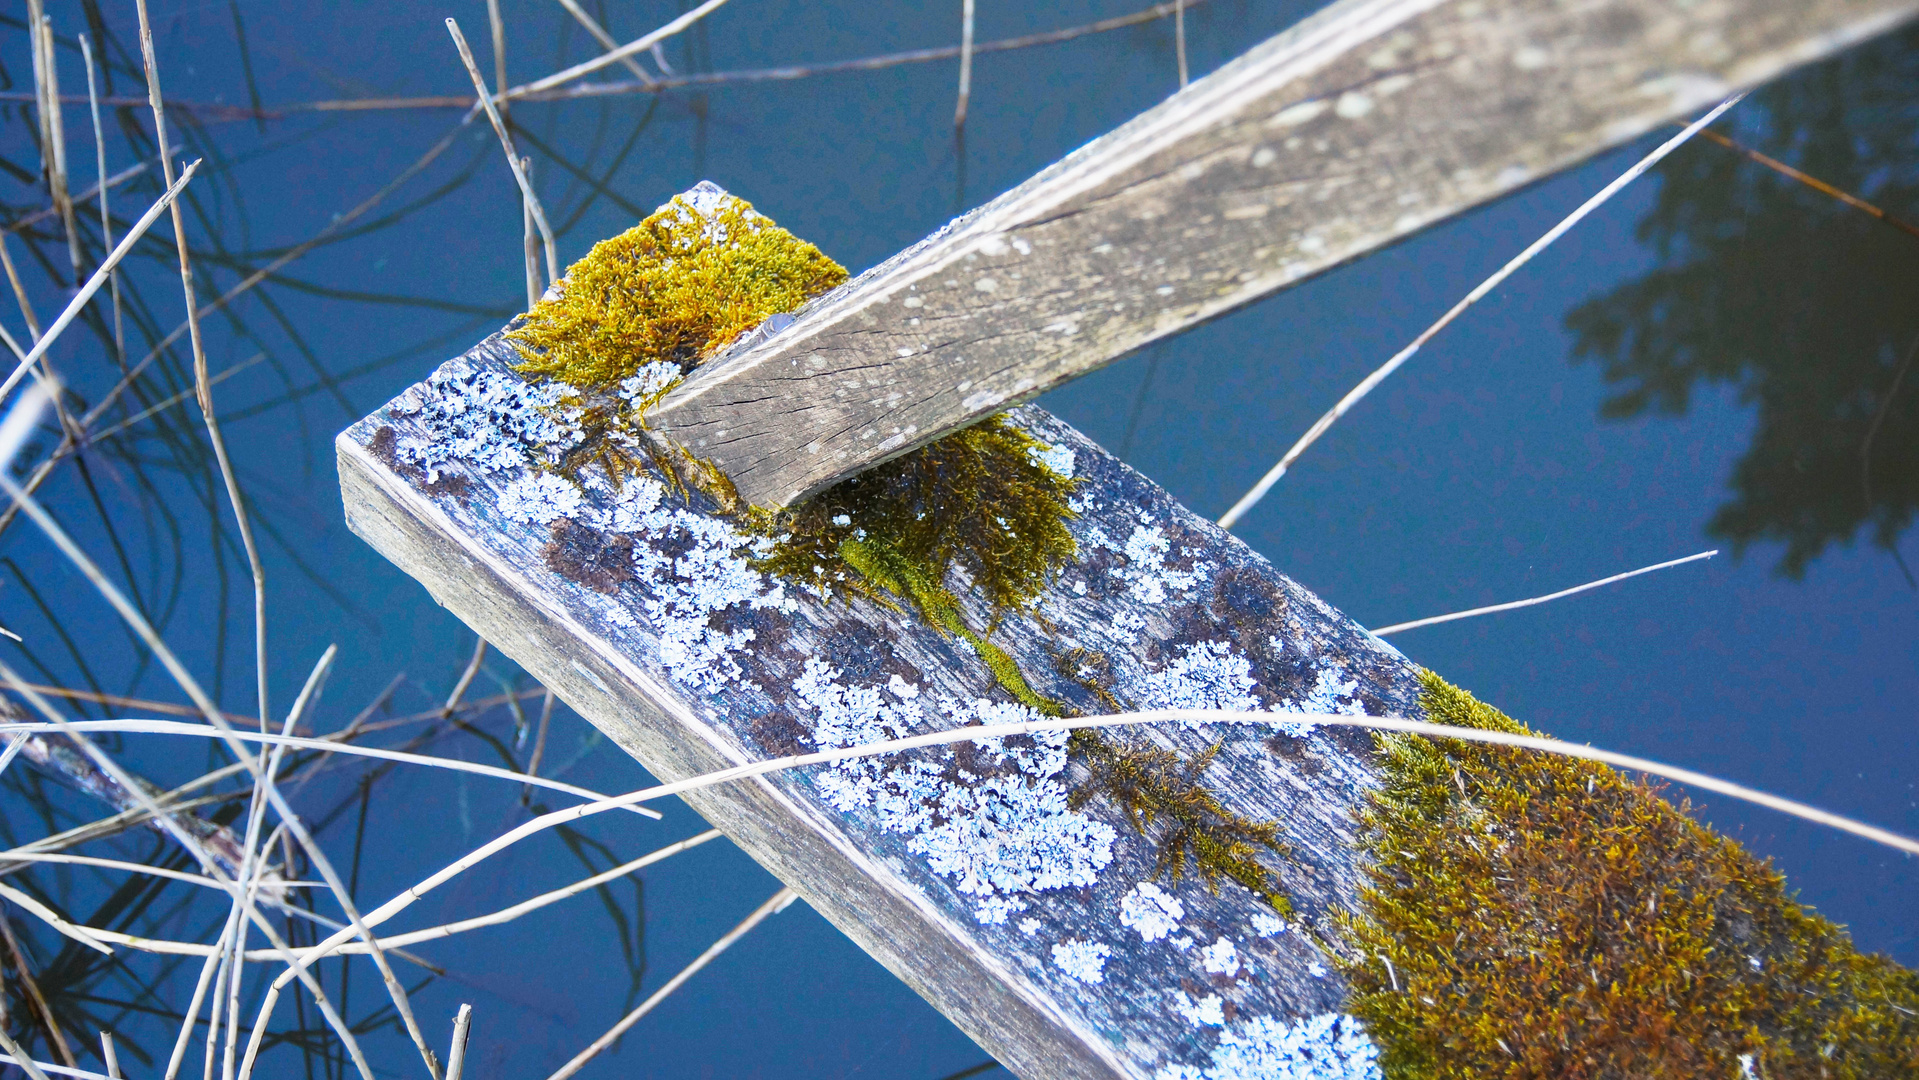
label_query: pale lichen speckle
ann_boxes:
[1051,938,1111,984]
[1119,881,1186,943]
[1177,991,1227,1028]
[1155,1013,1382,1080]
[1201,937,1241,977]
[790,662,1116,922]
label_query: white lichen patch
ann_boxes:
[1119,881,1185,943]
[1138,640,1262,719]
[497,473,584,525]
[1051,938,1111,984]
[391,362,581,482]
[1176,991,1226,1028]
[1270,664,1364,737]
[1201,937,1241,977]
[1115,523,1210,605]
[790,663,1117,922]
[1028,441,1075,480]
[1250,911,1290,938]
[632,510,791,693]
[618,359,683,408]
[1155,1013,1382,1080]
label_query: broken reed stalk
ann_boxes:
[503,0,731,100]
[554,0,659,86]
[447,17,558,286]
[267,700,1919,1002]
[133,0,274,781]
[1,367,406,1079]
[1216,94,1746,530]
[523,689,555,802]
[0,235,42,341]
[523,157,540,310]
[0,718,665,819]
[0,1025,54,1080]
[1369,549,1718,636]
[78,34,125,369]
[444,636,489,715]
[300,0,1204,110]
[445,1005,473,1080]
[1694,125,1919,242]
[27,7,79,278]
[955,0,975,128]
[1,159,148,236]
[545,886,797,1080]
[100,1032,119,1079]
[0,159,200,402]
[1175,0,1188,88]
[486,0,509,120]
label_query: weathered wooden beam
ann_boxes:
[647,0,1919,508]
[340,332,1425,1079]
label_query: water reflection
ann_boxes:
[1564,27,1919,582]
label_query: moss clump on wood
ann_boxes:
[507,188,846,392]
[1070,731,1292,913]
[755,415,1081,711]
[1338,670,1919,1079]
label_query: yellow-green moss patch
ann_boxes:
[1337,670,1919,1078]
[508,189,846,391]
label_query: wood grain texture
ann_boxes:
[647,0,1918,508]
[341,331,1425,1079]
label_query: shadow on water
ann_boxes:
[1566,26,1919,585]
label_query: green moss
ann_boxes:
[1069,730,1292,913]
[755,414,1082,710]
[1337,670,1919,1079]
[759,416,1079,618]
[507,189,846,392]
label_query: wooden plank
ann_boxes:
[339,330,1429,1079]
[647,0,1919,508]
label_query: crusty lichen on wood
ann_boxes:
[1338,671,1919,1078]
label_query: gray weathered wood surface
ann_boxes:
[647,0,1919,508]
[341,331,1424,1079]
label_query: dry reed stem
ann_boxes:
[0,234,44,342]
[0,909,71,1068]
[0,1025,55,1080]
[133,0,271,741]
[0,682,258,726]
[445,1005,472,1080]
[522,157,540,310]
[0,658,373,1080]
[0,162,201,422]
[99,1033,118,1080]
[1370,550,1718,636]
[442,636,488,716]
[304,0,1208,110]
[1,160,148,236]
[504,0,730,99]
[0,720,665,819]
[0,881,110,954]
[0,438,382,1080]
[522,689,555,803]
[1695,126,1919,241]
[447,18,557,287]
[546,886,796,1080]
[1175,0,1188,88]
[268,703,1919,1004]
[486,0,509,120]
[77,35,124,368]
[26,2,80,278]
[955,0,975,128]
[552,0,658,86]
[57,830,715,962]
[1216,94,1746,530]
[131,7,433,1068]
[225,647,336,1080]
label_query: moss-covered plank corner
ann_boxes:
[338,186,1918,1079]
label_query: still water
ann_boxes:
[2,2,1914,1077]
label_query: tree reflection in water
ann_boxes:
[1566,27,1919,583]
